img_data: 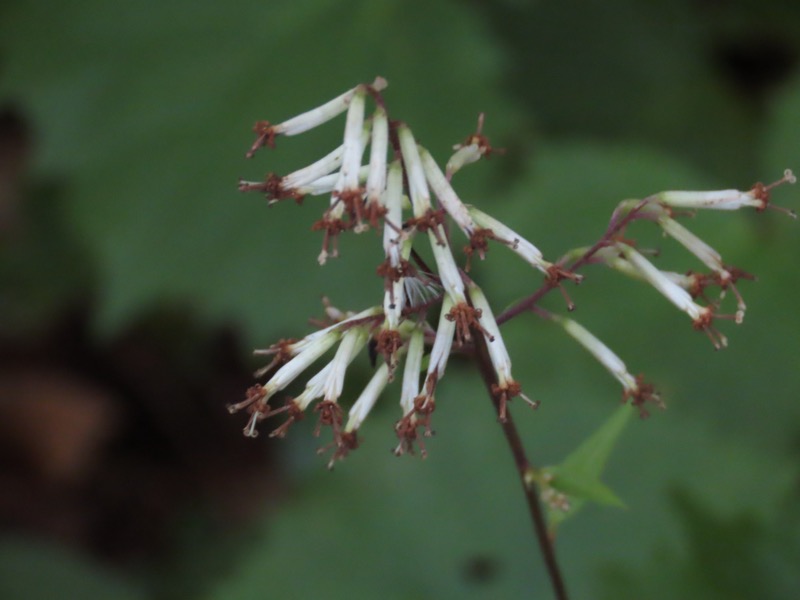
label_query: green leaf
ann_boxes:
[542,405,634,531]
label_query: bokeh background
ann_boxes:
[2,1,800,598]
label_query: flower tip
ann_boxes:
[371,76,388,91]
[784,168,796,185]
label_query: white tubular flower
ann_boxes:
[658,215,749,323]
[397,125,433,216]
[336,89,367,192]
[364,106,389,214]
[428,230,467,303]
[419,146,477,236]
[467,205,552,274]
[277,78,385,138]
[381,161,407,329]
[322,325,370,402]
[399,325,425,416]
[446,143,483,180]
[345,362,392,433]
[557,316,635,391]
[445,113,493,179]
[659,217,723,274]
[599,249,698,292]
[466,283,506,380]
[425,295,457,387]
[468,282,537,421]
[284,126,372,190]
[617,243,727,348]
[257,329,341,402]
[555,315,662,415]
[654,169,796,215]
[296,166,371,197]
[382,160,404,252]
[617,244,705,320]
[292,362,334,411]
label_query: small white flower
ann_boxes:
[428,231,467,303]
[555,315,662,415]
[468,282,537,421]
[397,125,433,216]
[419,146,477,237]
[558,316,637,391]
[336,89,368,192]
[295,166,371,197]
[617,243,706,321]
[424,295,457,390]
[467,205,552,274]
[381,161,407,328]
[345,362,392,433]
[399,325,425,416]
[467,283,510,384]
[283,126,372,191]
[365,105,389,207]
[446,143,483,180]
[655,169,796,216]
[617,244,727,348]
[275,78,386,138]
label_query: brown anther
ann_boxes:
[374,329,404,376]
[311,216,351,262]
[393,412,426,457]
[394,394,436,458]
[362,199,388,231]
[313,400,344,440]
[227,384,268,414]
[750,170,797,217]
[490,380,537,423]
[407,208,447,245]
[269,400,305,439]
[376,257,415,282]
[545,265,583,311]
[377,258,417,308]
[458,113,504,159]
[333,188,367,226]
[253,338,297,378]
[238,173,305,205]
[446,302,489,346]
[692,309,728,350]
[247,121,277,158]
[623,376,663,418]
[463,227,494,271]
[324,430,360,468]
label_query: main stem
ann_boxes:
[472,330,569,600]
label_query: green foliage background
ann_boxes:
[2,0,799,598]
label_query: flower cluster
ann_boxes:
[230,77,795,466]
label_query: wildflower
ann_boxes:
[616,243,728,349]
[467,282,538,422]
[234,76,794,469]
[393,325,427,457]
[246,77,387,157]
[553,315,661,416]
[656,212,748,323]
[466,205,552,274]
[655,169,796,216]
[445,113,495,180]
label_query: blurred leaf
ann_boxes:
[0,0,519,341]
[542,405,632,531]
[0,538,144,600]
[599,489,800,600]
